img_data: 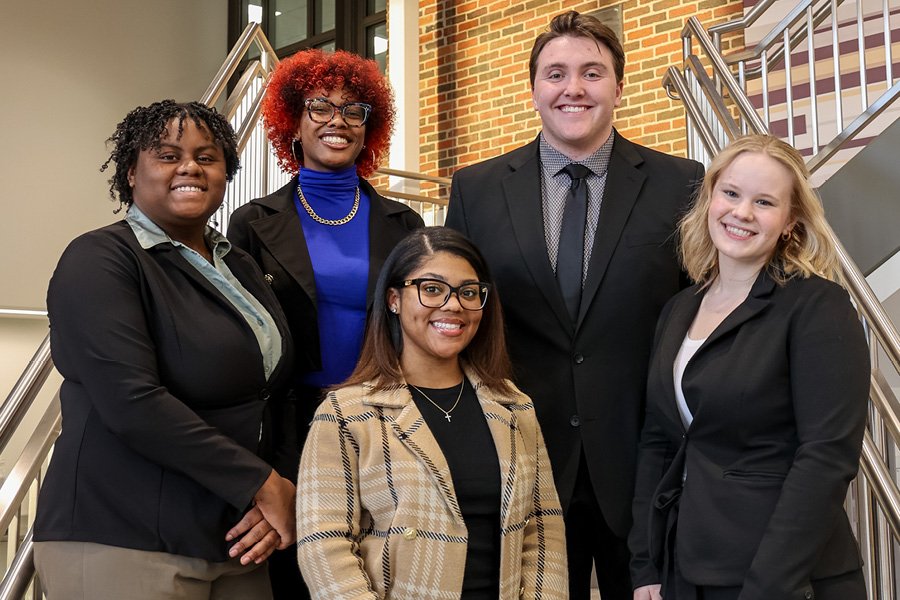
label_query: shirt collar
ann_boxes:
[539,129,615,178]
[125,204,231,258]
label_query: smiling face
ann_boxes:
[128,118,227,241]
[297,87,367,173]
[387,251,484,378]
[531,35,623,160]
[708,151,796,275]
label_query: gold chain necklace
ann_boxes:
[408,381,465,423]
[297,183,360,226]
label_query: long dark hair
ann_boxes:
[340,227,513,393]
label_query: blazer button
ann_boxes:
[402,527,417,540]
[573,353,584,364]
[260,390,271,401]
[264,273,274,284]
[570,415,581,427]
[804,591,813,600]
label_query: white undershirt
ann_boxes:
[673,333,707,428]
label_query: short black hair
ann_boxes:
[100,100,240,207]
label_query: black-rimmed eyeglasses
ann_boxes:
[400,278,490,311]
[304,98,372,127]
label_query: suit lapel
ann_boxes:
[225,250,292,378]
[654,287,704,430]
[701,271,775,349]
[152,246,241,317]
[503,140,572,332]
[683,272,775,424]
[474,381,520,532]
[371,385,465,526]
[250,179,318,307]
[579,135,646,327]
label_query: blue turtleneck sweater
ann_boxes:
[294,166,371,388]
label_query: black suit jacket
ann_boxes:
[35,220,295,561]
[629,272,869,598]
[446,133,704,538]
[227,176,424,378]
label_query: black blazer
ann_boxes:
[35,220,295,561]
[446,133,704,538]
[227,176,424,377]
[629,271,869,598]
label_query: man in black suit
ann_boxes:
[445,11,704,600]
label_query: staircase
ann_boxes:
[1,3,899,597]
[664,1,900,597]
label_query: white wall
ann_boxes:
[0,0,228,312]
[0,1,229,466]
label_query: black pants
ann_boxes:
[565,458,633,600]
[667,570,866,600]
[270,384,324,600]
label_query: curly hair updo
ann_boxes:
[261,49,395,178]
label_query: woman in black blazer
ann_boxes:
[630,135,869,600]
[34,101,297,600]
[227,49,423,599]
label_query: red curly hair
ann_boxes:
[262,49,394,178]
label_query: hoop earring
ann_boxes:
[291,139,302,166]
[781,230,792,242]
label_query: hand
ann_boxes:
[226,506,283,565]
[634,584,663,600]
[253,469,297,550]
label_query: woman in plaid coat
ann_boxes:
[297,227,567,599]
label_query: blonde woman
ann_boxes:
[630,135,868,600]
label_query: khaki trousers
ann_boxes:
[34,541,272,600]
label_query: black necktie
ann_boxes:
[557,164,591,322]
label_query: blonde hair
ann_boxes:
[679,134,840,286]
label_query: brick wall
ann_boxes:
[416,0,744,184]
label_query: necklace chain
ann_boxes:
[297,183,360,226]
[409,381,465,423]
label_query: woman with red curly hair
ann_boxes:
[228,49,423,599]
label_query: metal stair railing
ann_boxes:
[0,339,58,600]
[664,3,900,598]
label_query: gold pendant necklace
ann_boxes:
[409,381,465,423]
[297,183,360,226]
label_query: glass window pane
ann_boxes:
[368,23,387,73]
[367,0,386,13]
[315,0,335,34]
[247,2,263,23]
[316,40,336,53]
[274,0,308,48]
[242,1,262,59]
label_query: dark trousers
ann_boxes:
[270,384,324,600]
[668,569,866,600]
[667,551,866,600]
[565,458,633,600]
[269,547,309,600]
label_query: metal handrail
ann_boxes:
[860,430,900,540]
[0,529,36,600]
[0,336,52,454]
[0,397,61,535]
[201,22,278,108]
[376,168,452,187]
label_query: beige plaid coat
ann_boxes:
[296,367,568,599]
